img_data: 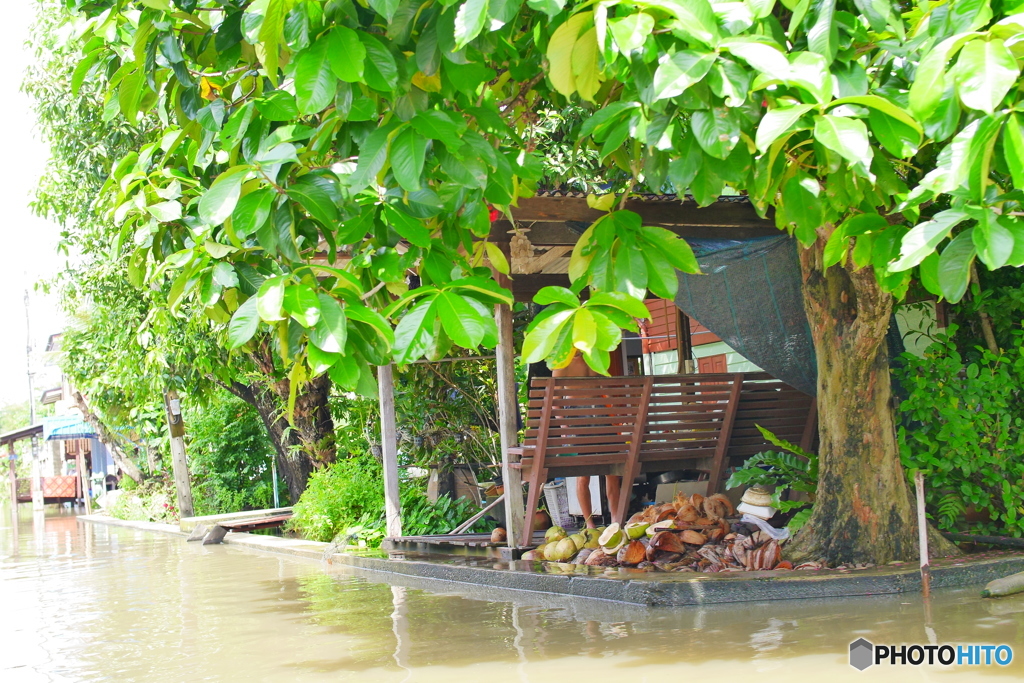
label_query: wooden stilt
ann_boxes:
[379,364,403,538]
[75,448,91,515]
[7,446,17,509]
[494,267,526,547]
[164,390,194,518]
[915,470,931,597]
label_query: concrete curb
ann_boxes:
[79,514,1024,606]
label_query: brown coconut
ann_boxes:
[584,549,618,567]
[675,503,699,523]
[680,529,707,546]
[616,540,646,566]
[490,527,507,543]
[649,530,688,555]
[688,493,705,512]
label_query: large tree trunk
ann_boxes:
[225,343,336,503]
[787,234,957,565]
[72,390,144,485]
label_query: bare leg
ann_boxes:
[605,475,623,523]
[576,476,595,528]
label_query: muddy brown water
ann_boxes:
[2,506,1023,682]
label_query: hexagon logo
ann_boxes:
[850,638,874,671]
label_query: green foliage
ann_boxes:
[186,389,283,515]
[107,477,179,523]
[726,425,817,515]
[287,452,488,545]
[897,325,1024,536]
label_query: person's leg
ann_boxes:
[605,475,623,523]
[576,476,595,528]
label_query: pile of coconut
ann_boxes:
[521,492,821,572]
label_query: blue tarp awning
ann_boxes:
[42,415,98,441]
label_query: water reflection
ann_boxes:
[2,505,1023,682]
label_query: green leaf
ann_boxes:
[937,228,976,303]
[613,242,648,298]
[652,50,716,100]
[919,252,941,296]
[572,308,598,353]
[608,12,655,53]
[255,90,299,121]
[691,108,739,159]
[973,210,1015,270]
[572,27,602,103]
[454,0,489,49]
[232,188,275,238]
[382,205,433,247]
[868,109,921,158]
[954,38,1019,114]
[527,0,565,18]
[436,291,487,348]
[257,276,286,321]
[258,0,288,85]
[311,294,347,353]
[283,283,321,327]
[391,127,427,192]
[806,0,837,64]
[813,114,869,165]
[547,11,591,97]
[294,36,337,115]
[755,104,814,153]
[147,200,182,222]
[641,247,678,299]
[227,297,260,349]
[587,291,651,318]
[393,298,437,363]
[307,344,340,376]
[534,286,579,307]
[522,309,574,363]
[327,27,366,83]
[359,32,398,92]
[891,209,969,271]
[1002,113,1024,191]
[199,166,249,226]
[348,125,392,193]
[720,37,789,79]
[287,176,338,226]
[410,110,465,150]
[369,0,400,22]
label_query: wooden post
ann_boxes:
[494,270,526,548]
[378,365,402,538]
[8,445,17,508]
[164,390,194,518]
[75,448,91,515]
[915,470,931,597]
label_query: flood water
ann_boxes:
[2,506,1023,682]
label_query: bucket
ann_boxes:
[543,480,572,529]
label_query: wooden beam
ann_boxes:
[164,390,194,518]
[76,448,91,515]
[494,267,527,547]
[509,272,571,302]
[378,364,403,538]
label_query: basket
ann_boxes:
[543,480,572,529]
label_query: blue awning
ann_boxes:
[42,415,98,441]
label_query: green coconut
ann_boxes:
[545,537,578,562]
[599,523,624,553]
[646,519,677,537]
[545,525,568,544]
[582,529,601,549]
[569,533,586,551]
[625,522,650,540]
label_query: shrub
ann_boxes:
[107,477,178,523]
[897,326,1024,536]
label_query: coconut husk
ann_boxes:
[617,540,646,565]
[776,560,793,570]
[649,530,688,554]
[705,493,735,516]
[679,529,707,546]
[584,549,617,567]
[653,505,676,523]
[688,493,705,512]
[491,527,507,543]
[573,548,594,565]
[675,503,699,522]
[626,510,647,526]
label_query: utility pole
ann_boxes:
[25,290,42,510]
[163,389,194,518]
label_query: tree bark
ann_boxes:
[221,348,336,503]
[71,390,144,485]
[787,233,958,565]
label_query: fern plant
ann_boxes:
[726,425,818,531]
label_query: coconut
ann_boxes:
[545,537,577,562]
[675,503,699,523]
[624,521,650,540]
[573,548,594,565]
[617,540,646,565]
[545,525,567,544]
[582,528,602,549]
[646,519,677,536]
[598,523,623,551]
[584,549,618,567]
[569,533,586,551]
[649,530,688,554]
[490,527,507,543]
[680,529,707,546]
[520,549,543,561]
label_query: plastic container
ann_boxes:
[543,480,572,529]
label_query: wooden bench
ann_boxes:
[511,373,816,545]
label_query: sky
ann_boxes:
[0,4,66,410]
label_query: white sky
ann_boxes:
[0,4,65,409]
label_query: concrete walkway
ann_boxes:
[78,514,1024,606]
